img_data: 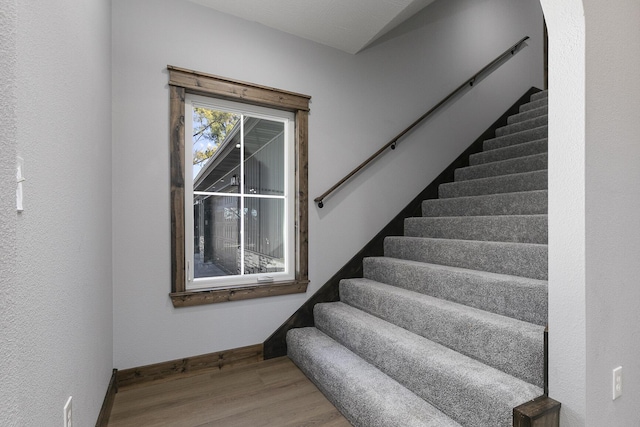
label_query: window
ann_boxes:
[186,96,294,289]
[168,66,310,307]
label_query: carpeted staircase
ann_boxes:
[288,90,549,427]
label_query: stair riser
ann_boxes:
[422,190,547,217]
[508,106,548,125]
[363,257,548,325]
[470,139,547,166]
[455,153,547,182]
[314,303,542,427]
[439,170,547,199]
[339,280,545,387]
[484,126,548,151]
[287,328,462,427]
[496,115,548,137]
[384,237,548,280]
[405,215,547,244]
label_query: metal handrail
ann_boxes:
[314,36,530,208]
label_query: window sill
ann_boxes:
[170,280,309,308]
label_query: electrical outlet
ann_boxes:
[613,367,622,400]
[64,396,72,427]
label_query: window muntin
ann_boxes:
[185,95,295,290]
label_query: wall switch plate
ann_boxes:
[64,396,72,427]
[613,366,622,400]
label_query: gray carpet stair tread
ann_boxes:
[405,214,547,244]
[422,190,547,217]
[337,280,544,386]
[519,97,547,112]
[508,106,548,125]
[384,236,548,280]
[496,115,548,137]
[470,139,547,165]
[483,126,548,151]
[455,153,547,181]
[313,303,542,427]
[287,327,462,427]
[439,170,547,199]
[530,90,548,101]
[288,90,549,427]
[363,257,547,325]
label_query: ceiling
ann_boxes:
[188,0,437,54]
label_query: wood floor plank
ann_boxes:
[108,357,351,427]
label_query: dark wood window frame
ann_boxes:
[168,66,310,308]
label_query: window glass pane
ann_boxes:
[193,194,241,279]
[192,107,241,194]
[243,117,285,196]
[243,198,285,275]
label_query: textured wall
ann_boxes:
[0,0,19,425]
[112,0,544,368]
[582,0,640,425]
[3,0,113,425]
[540,1,587,425]
[542,0,640,425]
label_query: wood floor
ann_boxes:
[108,356,352,427]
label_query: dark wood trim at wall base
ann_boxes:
[116,344,264,389]
[513,395,561,427]
[263,87,541,359]
[95,369,118,427]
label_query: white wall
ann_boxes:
[542,0,640,425]
[0,0,19,424]
[0,0,113,425]
[582,0,640,424]
[540,1,587,425]
[112,0,543,368]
